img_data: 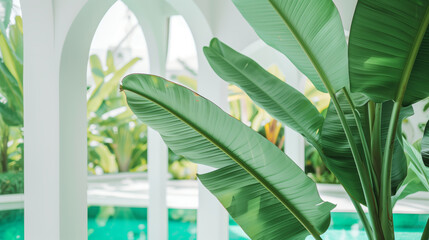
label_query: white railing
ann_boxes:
[3,180,429,212]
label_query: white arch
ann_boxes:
[58,1,115,239]
[22,0,275,239]
[59,1,172,240]
[23,0,171,238]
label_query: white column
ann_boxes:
[23,1,60,239]
[285,127,305,170]
[22,0,89,239]
[284,71,306,170]
[148,128,168,240]
[23,0,117,238]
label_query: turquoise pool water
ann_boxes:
[0,207,427,239]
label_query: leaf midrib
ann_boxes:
[267,0,369,204]
[395,6,429,104]
[123,82,323,237]
[268,0,338,95]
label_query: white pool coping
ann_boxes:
[1,172,428,214]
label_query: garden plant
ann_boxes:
[86,51,147,174]
[0,14,23,193]
[121,0,429,239]
[87,51,198,178]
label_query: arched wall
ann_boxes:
[22,0,174,239]
[58,1,115,239]
[58,0,233,239]
[54,0,313,239]
[58,1,173,240]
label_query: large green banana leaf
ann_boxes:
[232,0,348,93]
[349,0,429,105]
[203,38,323,146]
[121,74,334,239]
[321,94,413,204]
[392,139,429,205]
[421,120,429,167]
[321,93,368,204]
[380,102,413,194]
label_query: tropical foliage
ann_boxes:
[86,51,147,174]
[0,3,24,194]
[172,58,337,182]
[122,74,335,239]
[121,0,429,239]
[0,15,23,174]
[88,52,198,179]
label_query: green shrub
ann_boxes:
[0,172,24,195]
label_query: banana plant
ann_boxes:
[87,52,148,174]
[121,0,429,239]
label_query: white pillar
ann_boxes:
[284,70,306,170]
[22,0,89,239]
[22,1,61,239]
[285,125,306,170]
[148,128,168,240]
[23,0,117,239]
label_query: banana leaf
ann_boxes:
[349,0,429,105]
[321,94,413,204]
[392,139,429,205]
[204,38,323,147]
[121,74,334,239]
[232,0,349,93]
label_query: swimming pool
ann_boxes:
[1,207,427,239]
